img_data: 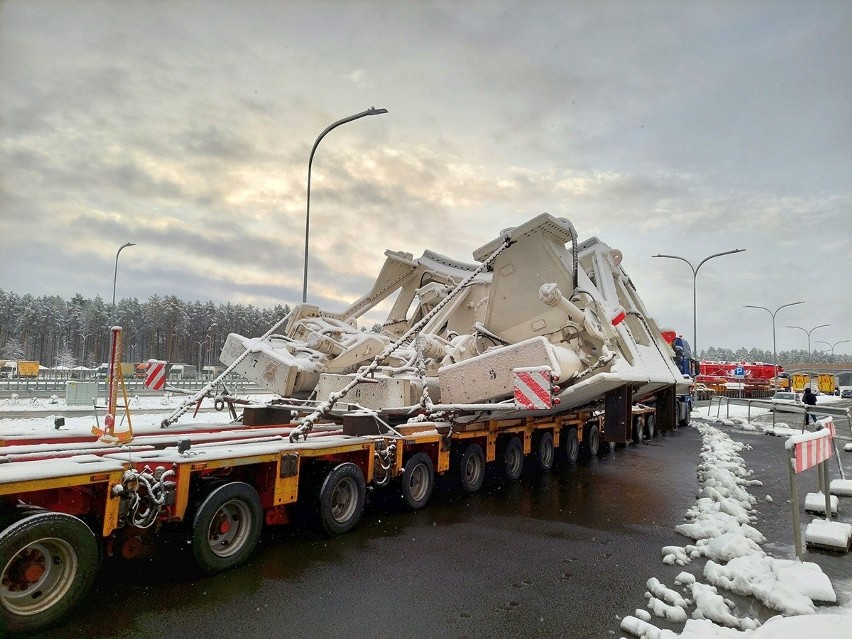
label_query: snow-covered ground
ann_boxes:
[0,390,269,437]
[1,393,851,637]
[615,397,852,639]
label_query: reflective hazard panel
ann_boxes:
[144,360,167,391]
[513,367,559,410]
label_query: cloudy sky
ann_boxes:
[1,0,850,356]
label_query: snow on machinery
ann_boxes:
[218,213,690,431]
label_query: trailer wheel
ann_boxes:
[0,512,98,634]
[582,423,600,458]
[0,505,46,533]
[455,443,485,493]
[631,415,645,444]
[399,453,435,510]
[563,427,579,464]
[645,414,657,440]
[678,400,691,428]
[319,463,366,536]
[531,432,555,473]
[191,482,263,574]
[498,436,524,481]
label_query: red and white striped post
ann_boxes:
[785,418,835,558]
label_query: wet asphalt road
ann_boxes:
[28,421,852,639]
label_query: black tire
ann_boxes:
[632,416,644,444]
[0,505,46,533]
[318,462,366,536]
[677,398,692,428]
[645,414,657,440]
[498,436,524,481]
[191,482,263,574]
[399,452,434,510]
[0,512,99,634]
[563,427,579,464]
[531,431,555,473]
[455,443,486,493]
[582,422,600,458]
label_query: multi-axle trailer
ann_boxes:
[0,396,671,634]
[1,213,691,633]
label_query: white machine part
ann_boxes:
[439,337,581,404]
[220,213,685,411]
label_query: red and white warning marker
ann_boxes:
[144,360,167,391]
[788,419,835,474]
[513,366,560,410]
[144,359,167,391]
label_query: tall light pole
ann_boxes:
[111,242,136,324]
[816,339,850,359]
[788,323,829,389]
[652,248,746,358]
[303,107,388,304]
[744,301,803,389]
[80,332,91,368]
[196,339,206,374]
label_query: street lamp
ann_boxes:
[744,301,803,390]
[303,107,388,304]
[111,242,136,323]
[80,332,91,368]
[815,339,850,359]
[788,323,829,388]
[652,248,746,358]
[196,339,207,374]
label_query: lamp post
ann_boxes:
[744,301,803,390]
[303,107,388,304]
[80,333,91,369]
[652,248,746,359]
[788,323,829,389]
[815,339,850,358]
[196,339,206,374]
[111,242,136,324]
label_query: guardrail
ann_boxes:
[706,395,852,434]
[0,377,260,397]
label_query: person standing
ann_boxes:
[802,387,817,425]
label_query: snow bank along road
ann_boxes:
[616,405,851,639]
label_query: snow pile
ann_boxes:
[704,554,835,615]
[645,577,689,622]
[620,423,842,638]
[673,425,766,562]
[689,581,758,630]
